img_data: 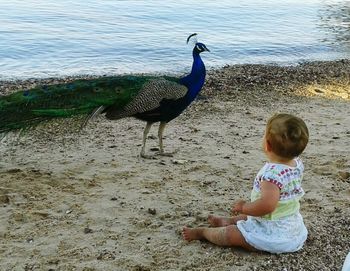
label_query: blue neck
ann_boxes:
[180,50,206,101]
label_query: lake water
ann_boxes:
[0,0,349,79]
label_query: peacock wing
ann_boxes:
[106,78,188,119]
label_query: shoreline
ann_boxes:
[0,59,349,270]
[1,59,349,100]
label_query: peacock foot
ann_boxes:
[158,149,178,157]
[149,147,174,157]
[158,152,174,157]
[140,148,177,158]
[140,152,157,159]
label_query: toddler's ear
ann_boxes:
[266,140,273,152]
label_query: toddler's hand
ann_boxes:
[232,200,246,215]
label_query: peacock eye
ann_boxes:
[196,45,201,51]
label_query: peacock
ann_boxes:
[0,33,209,158]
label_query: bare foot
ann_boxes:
[208,215,235,227]
[182,227,204,241]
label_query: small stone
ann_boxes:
[32,211,50,218]
[314,88,324,93]
[26,238,34,243]
[334,207,342,213]
[7,168,21,173]
[84,227,93,234]
[180,211,191,217]
[48,259,59,265]
[148,208,156,215]
[171,159,188,165]
[338,171,350,180]
[13,212,25,222]
[97,254,103,260]
[0,193,10,204]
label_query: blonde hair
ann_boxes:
[266,113,309,159]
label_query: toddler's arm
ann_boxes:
[233,181,280,217]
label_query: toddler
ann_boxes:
[182,113,309,253]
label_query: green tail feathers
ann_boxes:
[0,75,158,133]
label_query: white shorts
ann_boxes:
[237,212,308,254]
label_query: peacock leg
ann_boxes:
[158,121,173,157]
[140,122,153,158]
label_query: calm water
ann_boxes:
[0,0,349,79]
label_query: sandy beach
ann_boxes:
[0,60,349,271]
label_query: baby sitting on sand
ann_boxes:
[183,113,309,254]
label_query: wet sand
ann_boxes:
[0,60,349,271]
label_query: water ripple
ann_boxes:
[0,0,348,79]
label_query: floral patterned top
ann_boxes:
[251,157,305,220]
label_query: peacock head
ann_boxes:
[194,42,210,54]
[186,33,210,54]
